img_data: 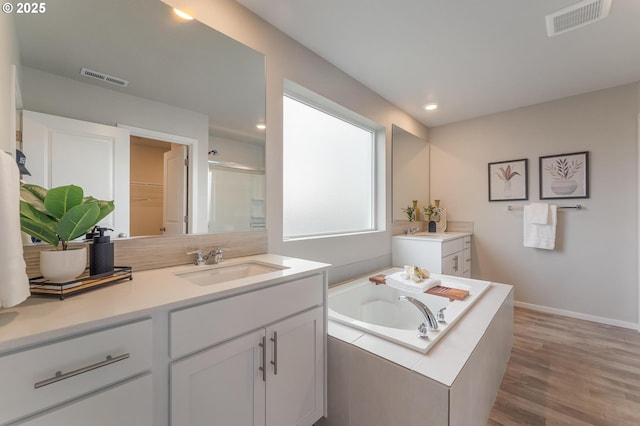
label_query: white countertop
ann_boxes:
[392,231,471,241]
[0,254,330,352]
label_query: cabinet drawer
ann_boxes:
[170,274,324,359]
[442,238,464,257]
[0,319,152,425]
[16,374,154,426]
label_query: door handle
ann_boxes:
[270,331,278,375]
[258,336,266,382]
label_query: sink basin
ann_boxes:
[175,261,287,286]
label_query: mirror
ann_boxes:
[15,0,266,237]
[392,125,430,221]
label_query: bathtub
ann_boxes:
[328,268,491,353]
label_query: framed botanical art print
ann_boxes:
[539,151,589,199]
[488,158,528,201]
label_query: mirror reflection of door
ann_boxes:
[129,137,187,236]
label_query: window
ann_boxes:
[283,86,381,239]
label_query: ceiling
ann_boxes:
[236,0,640,127]
[15,0,266,143]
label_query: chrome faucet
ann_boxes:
[399,295,439,339]
[405,226,420,235]
[187,248,224,265]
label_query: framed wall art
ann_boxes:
[488,158,528,201]
[539,151,589,199]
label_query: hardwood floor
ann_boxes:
[488,307,640,426]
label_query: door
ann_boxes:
[266,307,324,426]
[163,144,187,235]
[171,329,266,426]
[442,252,462,276]
[21,110,130,237]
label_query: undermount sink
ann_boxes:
[175,261,288,286]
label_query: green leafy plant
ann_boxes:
[495,164,520,182]
[20,183,114,250]
[422,204,443,221]
[544,158,583,181]
[401,205,416,222]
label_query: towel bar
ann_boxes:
[507,204,582,211]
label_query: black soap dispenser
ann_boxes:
[90,226,114,276]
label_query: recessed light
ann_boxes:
[424,103,438,111]
[256,123,266,130]
[173,8,194,20]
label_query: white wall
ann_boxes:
[210,135,264,169]
[166,0,430,282]
[0,13,19,155]
[20,66,209,233]
[430,83,639,326]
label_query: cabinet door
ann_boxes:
[266,307,324,426]
[442,252,462,276]
[18,375,153,426]
[171,329,266,426]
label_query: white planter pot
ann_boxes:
[40,247,87,283]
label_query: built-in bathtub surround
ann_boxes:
[324,271,513,426]
[328,270,490,353]
[22,230,267,277]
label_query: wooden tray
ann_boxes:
[29,266,132,300]
[368,274,469,300]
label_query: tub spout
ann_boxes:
[399,295,439,338]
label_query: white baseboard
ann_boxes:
[514,301,640,331]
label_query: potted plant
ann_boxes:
[423,200,446,233]
[20,183,114,282]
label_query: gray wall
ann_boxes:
[430,83,639,326]
[167,0,431,282]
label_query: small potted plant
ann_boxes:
[20,183,114,282]
[423,200,446,233]
[401,204,417,222]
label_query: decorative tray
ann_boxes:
[29,266,133,300]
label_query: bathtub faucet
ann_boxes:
[398,295,439,338]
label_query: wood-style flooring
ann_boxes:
[488,307,640,426]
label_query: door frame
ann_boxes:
[118,124,197,234]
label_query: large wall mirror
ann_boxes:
[392,125,430,221]
[16,0,266,238]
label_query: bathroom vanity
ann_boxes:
[0,254,329,426]
[392,232,472,277]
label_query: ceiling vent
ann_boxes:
[546,0,612,37]
[80,67,129,87]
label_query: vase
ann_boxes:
[551,180,578,196]
[40,247,88,282]
[428,221,437,232]
[435,208,447,233]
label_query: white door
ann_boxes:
[163,145,187,235]
[171,329,266,426]
[266,307,324,426]
[21,110,130,237]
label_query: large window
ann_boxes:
[283,88,380,239]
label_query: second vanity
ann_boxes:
[392,232,472,277]
[0,254,329,426]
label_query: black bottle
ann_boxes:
[90,226,114,276]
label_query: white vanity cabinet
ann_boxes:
[392,234,472,277]
[169,274,326,426]
[0,319,153,425]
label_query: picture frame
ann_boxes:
[488,158,528,201]
[539,151,589,200]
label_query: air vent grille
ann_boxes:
[80,67,129,87]
[546,0,612,37]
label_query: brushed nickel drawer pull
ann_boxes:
[34,353,130,389]
[270,331,278,375]
[258,336,266,382]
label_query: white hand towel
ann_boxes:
[0,151,30,307]
[529,203,549,224]
[385,271,441,293]
[523,204,557,250]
